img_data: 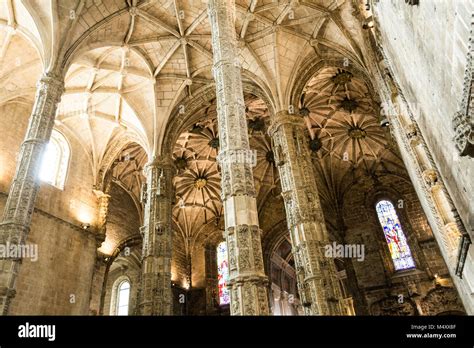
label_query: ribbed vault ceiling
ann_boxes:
[172,93,278,253]
[0,0,406,253]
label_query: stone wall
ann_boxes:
[372,0,474,313]
[373,1,473,224]
[101,182,141,254]
[342,173,463,315]
[172,235,189,288]
[0,101,98,314]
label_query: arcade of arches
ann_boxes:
[0,0,472,316]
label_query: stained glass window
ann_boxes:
[116,280,130,316]
[217,241,230,305]
[376,200,415,271]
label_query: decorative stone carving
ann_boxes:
[453,15,474,157]
[0,72,64,315]
[422,169,438,188]
[420,286,465,315]
[373,11,471,311]
[453,16,474,157]
[405,123,421,147]
[406,123,417,139]
[370,296,417,315]
[93,190,111,238]
[208,0,269,315]
[268,112,344,315]
[140,182,147,204]
[129,6,138,16]
[138,156,174,315]
[453,111,474,157]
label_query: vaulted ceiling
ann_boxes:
[0,0,407,254]
[172,93,279,254]
[0,0,372,159]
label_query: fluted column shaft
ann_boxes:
[0,73,64,315]
[138,157,174,315]
[268,111,344,315]
[208,0,270,315]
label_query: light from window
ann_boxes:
[217,241,230,305]
[39,130,69,189]
[376,200,415,271]
[116,281,130,316]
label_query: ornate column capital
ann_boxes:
[93,189,111,200]
[268,111,306,136]
[145,155,175,172]
[36,72,65,100]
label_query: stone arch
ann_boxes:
[0,26,44,105]
[160,81,275,157]
[63,40,154,80]
[61,7,132,74]
[288,54,378,115]
[96,135,149,192]
[420,286,465,316]
[59,44,154,153]
[262,220,290,276]
[370,295,417,315]
[108,275,132,316]
[263,223,300,315]
[13,0,53,68]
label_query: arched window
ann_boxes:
[217,241,230,305]
[375,200,415,271]
[116,280,131,316]
[39,130,69,189]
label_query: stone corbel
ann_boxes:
[422,169,438,189]
[405,123,420,146]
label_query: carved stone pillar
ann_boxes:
[207,0,270,315]
[89,190,110,315]
[0,73,64,315]
[268,111,344,315]
[453,15,474,158]
[204,243,218,313]
[138,156,174,315]
[95,190,111,237]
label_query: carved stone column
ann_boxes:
[0,73,64,315]
[88,190,110,315]
[268,112,344,315]
[95,190,111,237]
[204,243,218,313]
[453,14,474,158]
[138,156,174,315]
[207,0,270,315]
